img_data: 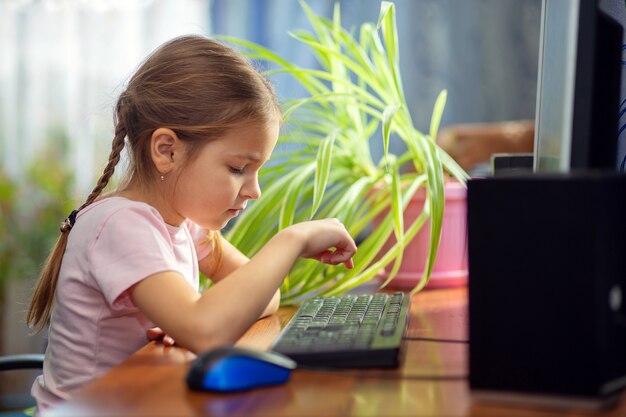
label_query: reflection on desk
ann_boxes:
[48,287,626,417]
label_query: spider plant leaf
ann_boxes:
[327,176,377,227]
[283,93,383,122]
[279,76,366,145]
[279,163,316,230]
[330,0,347,87]
[311,131,337,219]
[305,1,350,102]
[378,159,405,289]
[330,174,424,282]
[219,34,330,98]
[298,0,332,44]
[351,173,422,232]
[389,159,404,245]
[358,27,396,104]
[336,205,429,295]
[429,89,448,141]
[297,0,341,80]
[266,68,386,110]
[218,35,292,67]
[285,190,399,301]
[411,135,445,294]
[313,181,350,221]
[322,183,429,296]
[382,105,400,167]
[330,12,379,134]
[290,188,358,294]
[439,148,470,183]
[288,31,388,99]
[281,261,327,296]
[355,24,391,96]
[339,23,378,83]
[377,2,403,98]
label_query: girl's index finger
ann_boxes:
[146,327,165,341]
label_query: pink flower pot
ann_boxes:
[376,180,468,289]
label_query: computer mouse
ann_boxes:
[185,345,297,392]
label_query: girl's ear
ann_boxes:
[150,128,182,176]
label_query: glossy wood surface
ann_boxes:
[50,287,626,417]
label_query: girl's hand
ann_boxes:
[146,326,176,346]
[284,218,357,269]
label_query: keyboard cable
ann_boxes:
[402,336,469,344]
[296,366,468,381]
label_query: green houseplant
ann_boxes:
[0,137,76,296]
[0,134,77,354]
[223,1,468,303]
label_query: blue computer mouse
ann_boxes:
[185,345,297,392]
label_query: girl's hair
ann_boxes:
[27,35,280,330]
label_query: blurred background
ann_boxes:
[0,0,541,395]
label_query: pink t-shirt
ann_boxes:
[32,197,212,412]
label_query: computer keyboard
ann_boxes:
[271,292,410,368]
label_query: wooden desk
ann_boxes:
[50,287,626,417]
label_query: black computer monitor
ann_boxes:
[533,0,623,172]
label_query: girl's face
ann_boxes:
[172,120,279,230]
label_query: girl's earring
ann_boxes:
[160,174,165,181]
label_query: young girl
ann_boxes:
[27,35,356,412]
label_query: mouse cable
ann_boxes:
[402,336,469,344]
[296,366,467,381]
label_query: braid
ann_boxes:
[27,123,128,330]
[80,123,127,211]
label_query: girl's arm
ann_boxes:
[199,237,280,318]
[129,219,356,353]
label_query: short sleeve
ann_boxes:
[186,220,213,262]
[89,206,184,310]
